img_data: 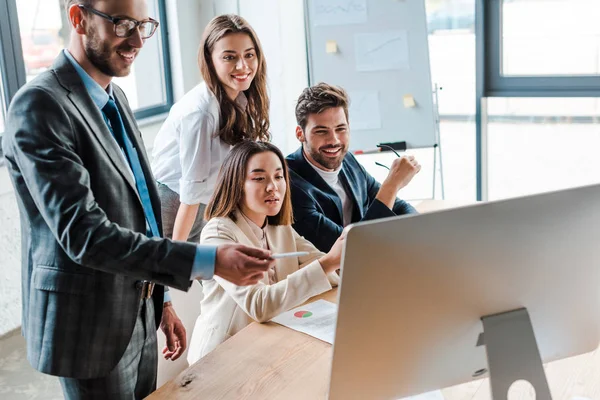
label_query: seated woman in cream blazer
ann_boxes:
[187,141,343,364]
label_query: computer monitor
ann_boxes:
[329,184,600,400]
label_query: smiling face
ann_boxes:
[296,106,350,172]
[210,32,258,101]
[240,151,287,227]
[77,0,149,80]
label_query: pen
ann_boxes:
[271,251,310,259]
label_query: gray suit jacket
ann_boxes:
[2,52,198,379]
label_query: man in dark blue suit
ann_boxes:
[286,83,421,252]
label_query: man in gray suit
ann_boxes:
[2,0,274,398]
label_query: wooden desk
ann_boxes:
[149,201,600,400]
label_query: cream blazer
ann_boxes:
[187,210,340,364]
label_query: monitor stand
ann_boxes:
[479,308,553,399]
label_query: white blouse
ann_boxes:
[151,82,246,205]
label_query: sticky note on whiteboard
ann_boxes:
[326,40,338,53]
[403,94,416,108]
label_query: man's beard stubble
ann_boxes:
[84,27,132,78]
[306,143,347,171]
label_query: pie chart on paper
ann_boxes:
[294,310,313,318]
[271,300,337,344]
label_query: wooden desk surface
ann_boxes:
[149,290,338,400]
[148,201,600,400]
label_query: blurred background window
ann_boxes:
[0,71,6,133]
[14,0,170,113]
[502,0,600,76]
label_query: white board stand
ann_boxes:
[433,84,445,200]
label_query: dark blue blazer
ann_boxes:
[286,147,416,252]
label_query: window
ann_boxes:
[502,0,600,77]
[480,0,600,200]
[112,0,170,113]
[487,97,600,200]
[0,74,5,133]
[6,0,172,119]
[427,0,477,200]
[484,0,600,97]
[15,0,66,82]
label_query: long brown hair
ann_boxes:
[205,141,293,226]
[199,15,270,145]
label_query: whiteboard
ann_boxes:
[304,0,436,151]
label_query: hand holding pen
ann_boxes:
[374,144,421,209]
[375,144,421,191]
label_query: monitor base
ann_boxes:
[480,308,552,399]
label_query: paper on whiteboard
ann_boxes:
[355,30,410,72]
[348,90,382,130]
[271,300,337,344]
[310,0,367,26]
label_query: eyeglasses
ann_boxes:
[78,4,159,39]
[375,144,402,170]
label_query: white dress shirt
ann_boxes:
[151,82,247,205]
[306,157,354,226]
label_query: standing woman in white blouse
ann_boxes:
[152,15,270,243]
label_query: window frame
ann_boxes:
[0,0,173,127]
[476,0,600,201]
[133,0,173,119]
[485,0,600,98]
[0,0,27,109]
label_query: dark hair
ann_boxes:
[295,82,349,130]
[199,15,270,146]
[205,141,293,226]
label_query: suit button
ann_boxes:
[135,281,143,290]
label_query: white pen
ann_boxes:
[271,251,310,259]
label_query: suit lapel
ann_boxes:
[329,191,344,224]
[234,211,270,284]
[113,88,163,232]
[114,88,148,169]
[233,210,263,249]
[339,165,362,222]
[69,89,139,198]
[232,213,302,282]
[264,224,295,280]
[288,148,344,223]
[53,54,139,198]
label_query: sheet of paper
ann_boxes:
[398,390,444,400]
[274,301,443,400]
[310,0,367,26]
[348,90,382,130]
[403,94,416,108]
[271,299,337,344]
[326,40,339,53]
[355,30,410,72]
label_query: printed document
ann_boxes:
[271,299,337,344]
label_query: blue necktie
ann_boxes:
[102,98,160,238]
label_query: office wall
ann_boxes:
[238,0,309,155]
[0,168,20,338]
